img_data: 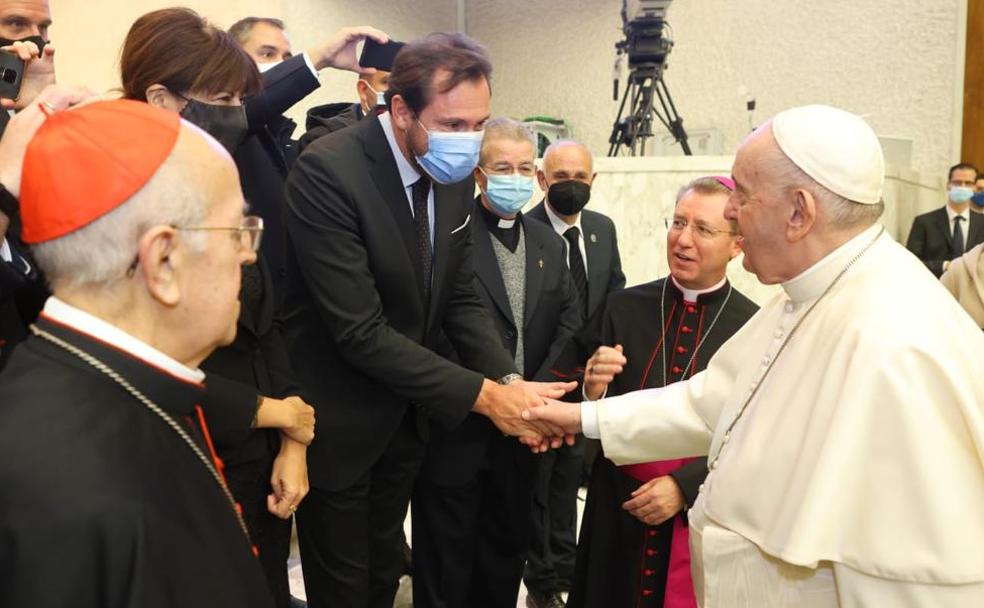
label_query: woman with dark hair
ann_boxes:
[120,9,312,607]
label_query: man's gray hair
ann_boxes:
[228,17,285,44]
[767,142,884,230]
[479,117,536,165]
[31,152,209,290]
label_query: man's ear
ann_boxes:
[588,171,598,186]
[787,188,817,243]
[390,94,413,132]
[536,169,549,194]
[730,234,743,259]
[137,226,182,307]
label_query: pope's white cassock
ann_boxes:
[582,199,984,603]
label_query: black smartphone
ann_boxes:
[0,51,24,101]
[359,38,404,72]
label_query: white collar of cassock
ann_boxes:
[781,223,884,304]
[670,275,727,303]
[41,296,205,384]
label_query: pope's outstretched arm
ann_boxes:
[524,367,725,465]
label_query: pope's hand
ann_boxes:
[622,475,685,526]
[521,397,583,437]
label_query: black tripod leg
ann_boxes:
[656,78,691,155]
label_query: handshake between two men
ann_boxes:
[476,344,628,453]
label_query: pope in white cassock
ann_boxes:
[525,105,984,607]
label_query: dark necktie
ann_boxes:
[412,176,433,298]
[564,227,588,318]
[952,215,965,258]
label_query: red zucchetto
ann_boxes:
[19,99,181,244]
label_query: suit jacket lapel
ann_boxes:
[966,212,983,249]
[471,210,515,326]
[523,220,544,329]
[363,119,427,298]
[430,183,461,314]
[581,214,607,306]
[937,208,953,247]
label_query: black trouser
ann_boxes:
[413,429,538,608]
[296,409,424,608]
[226,459,293,608]
[524,435,584,594]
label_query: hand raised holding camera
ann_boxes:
[0,39,54,110]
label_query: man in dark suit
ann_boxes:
[907,163,984,277]
[0,1,57,368]
[525,139,626,608]
[412,118,583,608]
[232,22,389,297]
[283,33,573,608]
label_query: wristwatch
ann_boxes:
[497,373,522,385]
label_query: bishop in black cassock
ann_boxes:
[567,277,756,608]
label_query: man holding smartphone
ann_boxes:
[0,0,57,370]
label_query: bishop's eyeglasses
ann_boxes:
[664,217,736,240]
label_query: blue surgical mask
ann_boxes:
[971,192,984,208]
[949,186,974,203]
[415,120,483,184]
[481,170,535,217]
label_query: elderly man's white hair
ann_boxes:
[31,138,209,290]
[762,124,885,231]
[479,117,537,165]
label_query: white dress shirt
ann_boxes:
[946,204,971,247]
[41,296,205,384]
[544,201,588,275]
[378,112,435,247]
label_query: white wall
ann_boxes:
[466,0,966,180]
[571,157,944,304]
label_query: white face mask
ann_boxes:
[360,80,387,112]
[256,60,283,74]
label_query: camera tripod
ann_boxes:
[608,64,691,157]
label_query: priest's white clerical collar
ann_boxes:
[497,217,516,229]
[41,297,205,384]
[782,223,884,304]
[671,275,727,303]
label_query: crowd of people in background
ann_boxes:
[2,2,984,608]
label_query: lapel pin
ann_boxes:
[590,233,597,243]
[538,259,544,269]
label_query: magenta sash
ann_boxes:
[622,458,698,608]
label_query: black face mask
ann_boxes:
[0,35,47,54]
[179,98,248,153]
[547,180,592,216]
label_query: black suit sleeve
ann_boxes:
[201,373,260,451]
[905,216,945,277]
[607,219,627,292]
[244,54,319,132]
[285,153,496,424]
[668,457,708,508]
[532,239,584,383]
[262,319,302,398]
